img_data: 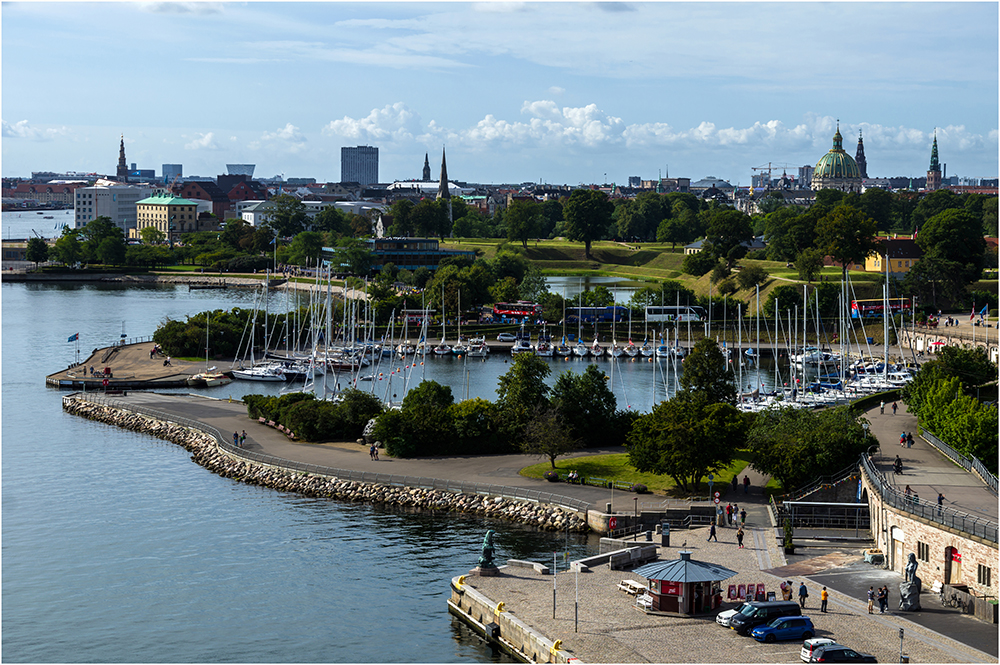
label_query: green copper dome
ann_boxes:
[815,126,861,179]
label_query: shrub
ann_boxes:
[710,262,731,284]
[736,264,769,290]
[544,470,560,482]
[681,251,717,277]
[717,279,738,296]
[631,483,649,494]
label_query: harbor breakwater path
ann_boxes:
[62,392,598,531]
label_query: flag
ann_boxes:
[980,304,989,317]
[67,333,79,342]
[971,306,976,321]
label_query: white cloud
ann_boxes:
[322,103,422,142]
[548,86,565,96]
[184,132,219,150]
[262,123,305,143]
[142,3,223,15]
[2,119,68,141]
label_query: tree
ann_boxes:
[505,199,542,249]
[313,206,350,236]
[397,380,456,455]
[97,236,126,265]
[540,199,564,238]
[496,353,551,436]
[679,337,736,405]
[287,231,324,267]
[139,226,166,245]
[736,264,768,290]
[814,205,880,283]
[681,250,718,277]
[912,208,987,302]
[795,248,825,282]
[903,346,997,416]
[747,406,874,491]
[51,229,82,266]
[80,216,125,264]
[518,265,548,302]
[911,189,962,230]
[25,237,48,267]
[763,206,816,262]
[386,199,415,237]
[858,188,894,233]
[449,398,507,454]
[261,194,307,237]
[332,237,374,275]
[563,189,613,259]
[521,405,581,468]
[627,392,742,491]
[489,276,520,304]
[551,364,617,448]
[409,199,449,238]
[702,209,753,268]
[762,284,804,319]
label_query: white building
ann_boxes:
[74,182,154,232]
[240,199,385,228]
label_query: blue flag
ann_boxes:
[67,333,79,342]
[980,304,989,316]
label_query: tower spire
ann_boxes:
[117,134,129,182]
[422,152,431,182]
[436,147,450,201]
[926,129,942,191]
[855,129,867,179]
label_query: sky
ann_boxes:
[2,2,998,186]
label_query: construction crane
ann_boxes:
[751,162,797,191]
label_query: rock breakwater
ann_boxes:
[62,396,588,532]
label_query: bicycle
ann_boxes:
[942,593,961,608]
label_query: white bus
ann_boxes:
[644,305,705,323]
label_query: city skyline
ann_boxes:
[2,2,998,185]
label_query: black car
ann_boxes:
[809,644,878,663]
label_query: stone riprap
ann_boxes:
[62,395,588,532]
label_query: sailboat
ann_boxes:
[452,290,467,355]
[590,335,605,357]
[573,297,589,357]
[187,311,232,387]
[555,288,572,356]
[535,323,554,357]
[511,323,533,355]
[433,286,451,355]
[609,288,623,357]
[625,305,638,357]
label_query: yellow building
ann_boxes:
[864,237,922,275]
[134,194,201,244]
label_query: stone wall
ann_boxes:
[62,396,588,532]
[449,574,572,664]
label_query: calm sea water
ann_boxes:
[2,281,604,664]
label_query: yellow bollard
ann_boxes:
[494,601,505,619]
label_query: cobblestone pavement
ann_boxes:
[466,524,996,663]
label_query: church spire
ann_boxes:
[422,152,431,182]
[929,131,940,172]
[436,147,450,200]
[855,129,868,179]
[117,134,129,183]
[926,130,942,191]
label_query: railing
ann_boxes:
[859,453,998,543]
[70,393,592,514]
[922,429,998,497]
[776,462,859,503]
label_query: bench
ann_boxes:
[618,579,647,595]
[636,593,653,610]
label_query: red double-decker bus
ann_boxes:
[493,301,542,318]
[851,298,911,318]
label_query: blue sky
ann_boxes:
[3,2,998,185]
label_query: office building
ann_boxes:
[162,164,183,183]
[341,146,379,186]
[74,183,153,231]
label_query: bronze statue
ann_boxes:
[478,529,497,569]
[904,553,918,582]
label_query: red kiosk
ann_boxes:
[633,551,737,615]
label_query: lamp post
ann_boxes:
[169,215,176,248]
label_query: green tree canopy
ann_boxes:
[264,194,308,237]
[521,405,581,468]
[286,231,324,267]
[496,353,551,437]
[563,189,613,259]
[814,205,880,280]
[702,209,753,268]
[25,237,48,266]
[139,226,166,245]
[505,199,542,249]
[679,337,736,405]
[551,364,617,448]
[627,391,742,491]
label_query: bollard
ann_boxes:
[661,520,670,547]
[606,502,612,514]
[645,530,652,541]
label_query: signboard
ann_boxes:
[662,580,682,596]
[714,491,720,499]
[727,584,737,600]
[951,550,962,562]
[737,584,746,600]
[756,584,766,600]
[714,498,720,504]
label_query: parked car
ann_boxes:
[800,638,838,661]
[751,615,815,643]
[716,603,750,627]
[497,333,517,342]
[808,645,878,663]
[729,600,802,635]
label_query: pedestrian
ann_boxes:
[736,528,744,548]
[877,585,887,614]
[369,443,376,460]
[726,503,733,526]
[240,430,246,448]
[233,431,239,447]
[880,400,885,415]
[374,444,379,461]
[732,475,738,492]
[906,432,914,448]
[740,508,747,526]
[882,585,890,613]
[798,582,808,608]
[900,432,906,447]
[892,401,898,415]
[937,492,945,513]
[820,586,829,613]
[743,474,750,494]
[867,586,874,614]
[708,523,717,542]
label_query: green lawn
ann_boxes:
[519,449,779,498]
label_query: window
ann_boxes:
[917,542,929,562]
[978,565,991,587]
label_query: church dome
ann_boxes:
[814,127,861,180]
[811,124,862,192]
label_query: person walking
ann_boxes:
[233,431,239,447]
[892,401,898,415]
[880,399,885,415]
[743,475,750,494]
[882,585,890,613]
[740,508,747,526]
[906,432,914,448]
[877,586,887,614]
[369,443,376,460]
[240,430,247,448]
[937,492,945,513]
[373,444,379,461]
[726,503,733,526]
[798,582,808,608]
[732,475,739,492]
[867,586,875,614]
[820,586,829,613]
[708,523,718,542]
[736,528,744,548]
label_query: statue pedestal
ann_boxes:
[472,566,500,577]
[899,579,922,611]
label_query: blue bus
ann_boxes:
[565,306,630,324]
